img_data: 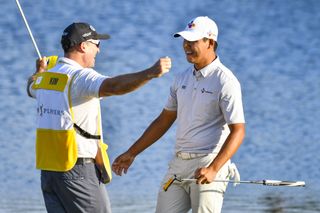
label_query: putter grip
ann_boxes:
[263,180,305,187]
[163,177,174,191]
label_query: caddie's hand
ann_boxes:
[36,56,47,74]
[194,167,217,184]
[112,151,135,176]
[150,56,171,78]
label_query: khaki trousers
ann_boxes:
[156,153,230,213]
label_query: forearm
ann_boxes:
[27,57,47,97]
[128,110,176,156]
[208,123,245,172]
[99,57,171,97]
[99,68,155,96]
[128,120,169,156]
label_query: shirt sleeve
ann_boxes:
[27,82,36,98]
[219,79,245,124]
[164,76,178,111]
[72,68,109,98]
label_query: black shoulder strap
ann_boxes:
[73,123,101,140]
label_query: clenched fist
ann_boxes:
[149,56,172,78]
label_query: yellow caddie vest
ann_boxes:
[32,69,112,183]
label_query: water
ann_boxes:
[1,0,320,212]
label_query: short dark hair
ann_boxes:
[62,44,77,53]
[203,38,218,52]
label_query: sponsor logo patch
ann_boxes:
[188,21,195,29]
[82,32,92,37]
[201,88,213,94]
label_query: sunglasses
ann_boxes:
[86,39,100,48]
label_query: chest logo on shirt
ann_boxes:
[182,85,186,89]
[201,88,213,94]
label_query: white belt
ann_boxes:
[176,152,208,160]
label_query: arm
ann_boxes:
[99,57,171,97]
[112,109,177,176]
[26,57,47,97]
[195,123,245,184]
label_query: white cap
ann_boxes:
[174,16,218,42]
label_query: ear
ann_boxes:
[77,42,87,53]
[208,39,214,49]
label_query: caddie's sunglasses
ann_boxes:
[86,39,100,48]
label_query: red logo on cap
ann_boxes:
[188,21,195,29]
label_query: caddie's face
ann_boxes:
[83,39,100,68]
[183,38,212,70]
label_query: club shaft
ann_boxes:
[15,0,42,58]
[180,179,305,187]
[181,179,256,184]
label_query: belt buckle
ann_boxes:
[177,152,207,160]
[76,158,94,165]
[177,152,191,160]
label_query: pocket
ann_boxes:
[60,165,84,180]
[216,161,231,179]
[36,129,78,172]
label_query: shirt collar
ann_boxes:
[193,56,221,78]
[58,57,83,69]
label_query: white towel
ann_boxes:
[228,163,240,187]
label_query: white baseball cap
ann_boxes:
[174,16,218,42]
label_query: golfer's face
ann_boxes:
[183,39,209,65]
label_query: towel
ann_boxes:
[228,163,240,186]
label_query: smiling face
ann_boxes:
[183,38,216,70]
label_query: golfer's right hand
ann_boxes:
[112,151,135,176]
[149,56,172,78]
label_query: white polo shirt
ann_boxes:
[165,57,245,154]
[29,57,108,158]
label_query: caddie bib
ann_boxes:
[32,70,112,183]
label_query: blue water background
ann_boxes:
[0,0,319,212]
